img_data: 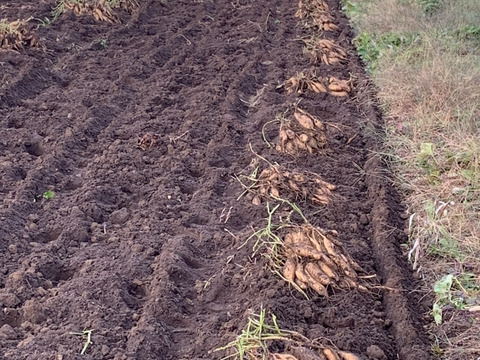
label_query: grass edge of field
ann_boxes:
[340,0,480,358]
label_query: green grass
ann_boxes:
[42,190,55,200]
[418,0,443,14]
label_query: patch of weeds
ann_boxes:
[422,200,462,260]
[213,307,363,359]
[353,31,419,71]
[237,198,309,298]
[456,25,480,40]
[213,307,299,360]
[430,335,444,357]
[35,17,52,28]
[342,0,480,355]
[353,33,379,71]
[418,0,443,14]
[432,273,480,325]
[339,0,364,18]
[52,0,68,21]
[427,230,464,262]
[416,142,440,185]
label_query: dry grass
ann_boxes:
[343,0,480,358]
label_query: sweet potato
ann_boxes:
[294,112,315,130]
[338,351,361,360]
[290,244,322,260]
[294,263,309,283]
[323,348,340,360]
[283,258,297,283]
[318,261,339,281]
[305,262,331,286]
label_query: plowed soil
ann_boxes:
[1,1,432,359]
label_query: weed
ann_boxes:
[71,329,94,355]
[214,307,363,360]
[213,307,302,360]
[339,0,363,18]
[432,273,480,325]
[52,1,67,21]
[42,190,55,200]
[418,0,443,14]
[34,17,51,28]
[453,25,480,41]
[238,199,309,298]
[353,31,419,71]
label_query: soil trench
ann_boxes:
[0,0,431,359]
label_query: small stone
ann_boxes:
[0,324,18,340]
[17,335,34,348]
[23,299,46,324]
[7,244,17,254]
[359,214,369,225]
[27,214,40,222]
[20,321,38,332]
[101,345,110,355]
[43,280,53,289]
[109,208,129,225]
[132,313,140,321]
[0,293,21,307]
[107,236,119,243]
[37,287,48,296]
[303,306,313,319]
[367,344,387,360]
[131,244,143,253]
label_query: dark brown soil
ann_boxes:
[0,0,432,359]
